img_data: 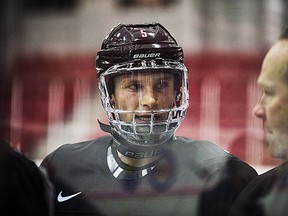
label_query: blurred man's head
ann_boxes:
[253,27,288,159]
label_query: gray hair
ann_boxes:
[277,26,288,85]
[278,26,288,40]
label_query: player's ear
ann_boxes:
[110,94,115,108]
[175,92,182,101]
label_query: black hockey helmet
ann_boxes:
[96,22,184,77]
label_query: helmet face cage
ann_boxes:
[99,59,189,147]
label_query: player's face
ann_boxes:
[253,40,288,159]
[111,71,176,122]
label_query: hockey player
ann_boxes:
[41,23,257,216]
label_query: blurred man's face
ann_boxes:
[253,40,288,159]
[111,71,176,122]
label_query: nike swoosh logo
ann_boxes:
[57,191,82,202]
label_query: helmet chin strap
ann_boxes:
[97,119,173,159]
[97,119,112,134]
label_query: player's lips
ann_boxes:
[135,115,161,122]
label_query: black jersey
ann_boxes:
[41,136,257,216]
[229,161,288,216]
[0,138,53,216]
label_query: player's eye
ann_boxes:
[155,81,168,90]
[128,83,142,91]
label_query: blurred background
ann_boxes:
[1,0,287,172]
